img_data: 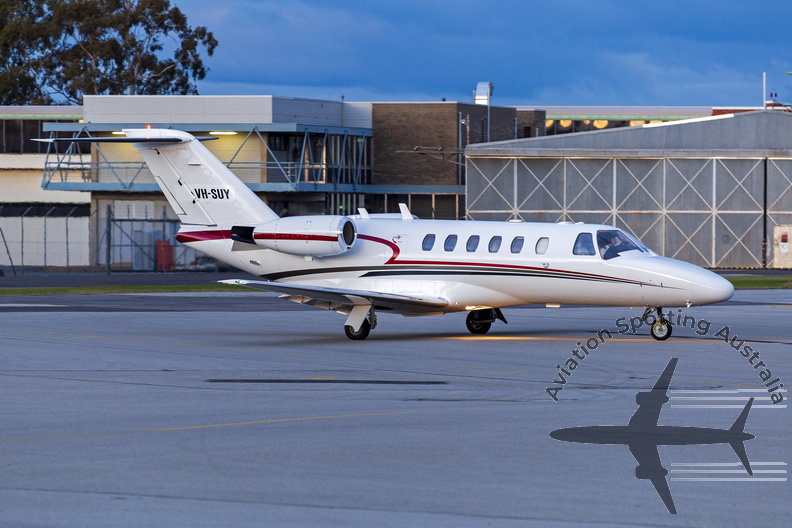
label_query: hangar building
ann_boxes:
[466,110,792,268]
[2,95,543,272]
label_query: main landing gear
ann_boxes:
[344,307,510,339]
[465,308,508,335]
[344,308,377,340]
[643,307,672,341]
[344,319,371,340]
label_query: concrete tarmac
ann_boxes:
[1,288,790,527]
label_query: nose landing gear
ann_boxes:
[643,307,672,341]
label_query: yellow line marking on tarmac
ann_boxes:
[1,328,782,391]
[435,336,653,342]
[0,327,643,373]
[0,405,549,443]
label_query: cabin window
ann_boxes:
[535,237,549,255]
[422,234,436,251]
[444,234,458,251]
[466,235,480,252]
[488,236,502,253]
[510,236,525,253]
[573,233,596,255]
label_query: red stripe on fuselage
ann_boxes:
[356,234,639,284]
[175,230,640,285]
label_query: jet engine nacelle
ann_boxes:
[635,391,669,406]
[249,215,356,257]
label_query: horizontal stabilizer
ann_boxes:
[34,136,216,144]
[729,397,755,475]
[48,128,278,227]
[730,439,753,476]
[730,397,754,432]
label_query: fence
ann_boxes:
[0,202,217,274]
[97,204,214,272]
[0,204,90,274]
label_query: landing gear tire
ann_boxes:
[344,318,371,340]
[643,307,672,341]
[650,319,672,341]
[466,311,492,335]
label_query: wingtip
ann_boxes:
[217,279,249,285]
[650,476,677,514]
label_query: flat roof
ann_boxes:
[42,122,372,136]
[524,105,717,121]
[466,110,792,157]
[0,105,82,120]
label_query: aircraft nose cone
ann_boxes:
[689,268,734,306]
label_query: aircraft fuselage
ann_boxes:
[178,218,734,312]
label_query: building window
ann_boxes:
[268,134,287,151]
[1,119,79,154]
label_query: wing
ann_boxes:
[650,474,676,515]
[628,357,678,429]
[628,443,676,514]
[219,279,449,315]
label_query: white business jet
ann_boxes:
[40,129,734,340]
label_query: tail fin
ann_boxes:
[123,129,278,226]
[730,397,754,433]
[729,397,755,475]
[729,440,753,476]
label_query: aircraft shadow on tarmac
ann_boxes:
[549,357,755,514]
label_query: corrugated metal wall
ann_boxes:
[466,156,792,268]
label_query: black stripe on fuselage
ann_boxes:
[259,265,665,288]
[361,269,636,283]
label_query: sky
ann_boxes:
[172,0,792,107]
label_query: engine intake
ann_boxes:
[249,215,356,257]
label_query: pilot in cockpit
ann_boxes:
[598,230,644,260]
[597,233,619,258]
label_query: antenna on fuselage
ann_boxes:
[399,203,414,221]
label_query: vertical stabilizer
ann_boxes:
[124,129,278,226]
[729,397,755,475]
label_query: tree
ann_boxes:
[0,0,218,105]
[0,1,57,104]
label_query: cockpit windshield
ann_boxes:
[596,230,645,260]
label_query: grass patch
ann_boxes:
[724,275,792,290]
[0,284,253,296]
